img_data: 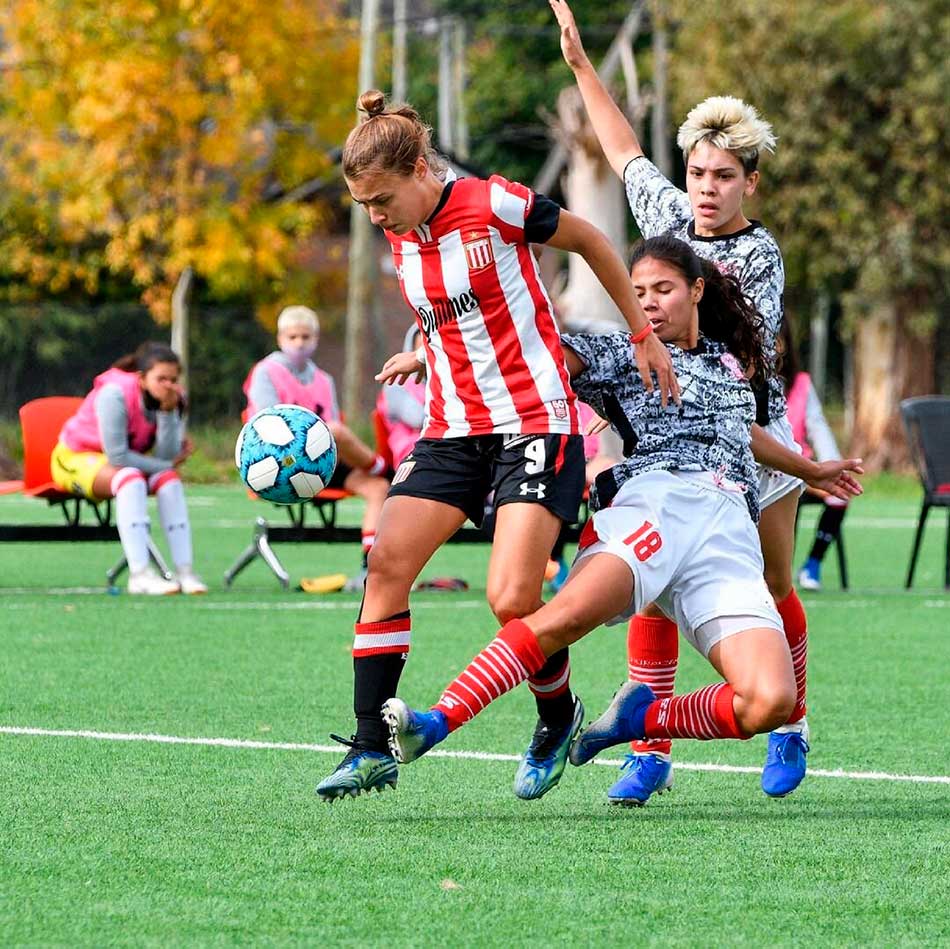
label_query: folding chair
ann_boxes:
[1,396,171,580]
[901,396,950,589]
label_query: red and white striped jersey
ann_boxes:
[385,175,579,438]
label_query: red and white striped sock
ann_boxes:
[352,614,411,658]
[434,619,547,732]
[644,683,750,741]
[776,589,808,724]
[627,614,679,756]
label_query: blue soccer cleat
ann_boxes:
[607,752,673,807]
[513,696,585,800]
[316,735,398,802]
[797,558,822,591]
[548,558,571,594]
[569,681,656,767]
[381,699,449,763]
[762,724,810,797]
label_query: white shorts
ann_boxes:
[757,414,805,510]
[574,470,783,657]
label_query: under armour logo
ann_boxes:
[519,482,546,499]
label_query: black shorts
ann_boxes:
[387,434,585,527]
[327,461,353,491]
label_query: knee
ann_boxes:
[487,583,539,626]
[737,680,796,734]
[148,469,181,495]
[763,567,792,601]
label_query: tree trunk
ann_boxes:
[850,289,935,471]
[555,86,628,330]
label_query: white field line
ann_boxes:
[1,725,947,786]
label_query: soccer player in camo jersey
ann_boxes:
[316,89,680,803]
[381,238,862,790]
[550,0,815,803]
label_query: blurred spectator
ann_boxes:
[51,341,206,595]
[245,305,389,588]
[779,322,849,591]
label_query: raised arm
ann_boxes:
[549,0,643,177]
[547,209,679,406]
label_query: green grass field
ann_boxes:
[2,484,948,946]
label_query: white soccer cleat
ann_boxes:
[128,566,181,596]
[176,568,208,595]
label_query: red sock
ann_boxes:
[434,620,546,732]
[644,683,749,740]
[776,589,807,723]
[627,614,679,755]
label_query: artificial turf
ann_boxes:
[1,484,948,946]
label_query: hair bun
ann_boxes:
[358,89,387,118]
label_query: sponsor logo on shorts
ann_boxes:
[392,461,416,485]
[518,482,546,499]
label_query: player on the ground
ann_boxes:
[246,304,389,590]
[51,341,206,595]
[550,0,813,803]
[382,237,863,790]
[316,89,680,802]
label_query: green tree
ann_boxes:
[0,0,359,320]
[668,0,949,468]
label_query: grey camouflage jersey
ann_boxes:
[563,332,760,522]
[623,156,787,424]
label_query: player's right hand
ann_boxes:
[376,350,426,386]
[549,0,591,71]
[634,332,681,409]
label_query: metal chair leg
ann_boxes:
[147,538,174,580]
[905,502,930,589]
[835,530,849,590]
[223,517,290,589]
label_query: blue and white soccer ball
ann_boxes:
[235,404,337,504]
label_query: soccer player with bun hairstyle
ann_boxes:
[382,237,863,790]
[550,0,819,802]
[50,341,206,595]
[317,89,682,802]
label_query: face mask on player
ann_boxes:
[280,340,317,370]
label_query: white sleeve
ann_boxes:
[804,381,841,462]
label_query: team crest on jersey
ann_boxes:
[550,399,568,420]
[463,231,494,271]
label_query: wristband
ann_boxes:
[631,324,653,345]
[414,346,426,366]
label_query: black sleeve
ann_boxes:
[524,192,562,244]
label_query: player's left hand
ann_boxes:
[376,350,426,386]
[806,458,864,501]
[585,412,610,436]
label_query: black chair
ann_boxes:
[795,490,849,589]
[900,396,950,589]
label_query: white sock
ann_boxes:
[111,468,150,574]
[150,471,193,570]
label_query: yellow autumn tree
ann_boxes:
[0,0,358,320]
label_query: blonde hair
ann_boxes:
[342,89,445,180]
[277,305,319,334]
[677,96,776,173]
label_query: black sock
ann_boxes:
[353,609,410,752]
[530,647,575,727]
[809,505,846,562]
[550,528,567,563]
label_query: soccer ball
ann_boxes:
[235,404,337,504]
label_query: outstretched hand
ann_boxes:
[805,458,865,502]
[549,0,591,70]
[376,350,426,386]
[634,332,681,408]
